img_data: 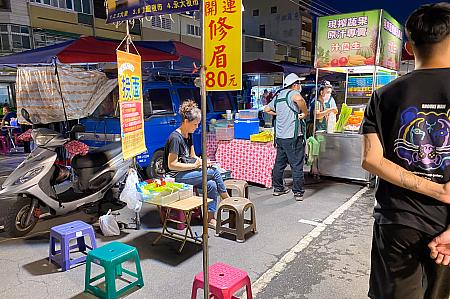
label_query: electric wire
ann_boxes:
[312,0,341,14]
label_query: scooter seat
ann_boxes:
[72,142,122,169]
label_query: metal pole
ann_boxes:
[200,1,210,298]
[126,20,130,53]
[344,72,348,105]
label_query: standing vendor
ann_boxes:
[314,81,338,131]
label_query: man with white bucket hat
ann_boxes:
[264,73,308,201]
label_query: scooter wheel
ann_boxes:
[4,197,39,237]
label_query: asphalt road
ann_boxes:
[0,153,372,299]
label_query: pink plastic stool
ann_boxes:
[0,136,10,155]
[191,262,253,299]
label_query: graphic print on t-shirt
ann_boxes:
[394,106,450,173]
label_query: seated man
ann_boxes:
[1,104,18,145]
[1,104,16,128]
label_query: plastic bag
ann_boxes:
[99,209,120,236]
[119,168,142,212]
[327,112,336,133]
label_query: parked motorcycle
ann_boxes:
[0,109,131,237]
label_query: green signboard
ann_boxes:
[379,10,403,70]
[315,10,403,71]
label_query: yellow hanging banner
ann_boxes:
[117,50,147,160]
[203,0,242,91]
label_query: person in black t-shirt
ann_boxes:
[163,100,230,229]
[361,3,450,298]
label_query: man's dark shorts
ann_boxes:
[369,222,450,299]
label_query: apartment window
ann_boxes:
[0,25,9,52]
[187,24,200,36]
[0,24,32,52]
[93,0,106,19]
[252,9,259,16]
[259,24,265,38]
[31,0,91,14]
[244,37,263,53]
[33,30,73,48]
[0,0,10,9]
[270,6,277,14]
[151,17,172,30]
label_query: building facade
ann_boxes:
[0,0,201,106]
[242,0,313,65]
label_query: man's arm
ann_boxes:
[263,105,277,116]
[362,133,450,203]
[292,94,308,119]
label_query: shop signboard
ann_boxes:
[315,10,380,68]
[203,0,242,91]
[117,50,147,160]
[347,75,373,98]
[106,0,200,24]
[315,10,403,71]
[379,10,403,70]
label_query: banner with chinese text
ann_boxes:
[106,0,200,24]
[315,10,380,68]
[379,10,403,70]
[117,50,147,160]
[204,0,242,91]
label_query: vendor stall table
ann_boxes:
[316,131,372,183]
[215,139,276,188]
[151,196,212,253]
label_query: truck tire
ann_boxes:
[4,197,39,237]
[146,149,166,179]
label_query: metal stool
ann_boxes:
[224,179,249,199]
[215,197,256,243]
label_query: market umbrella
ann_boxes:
[0,36,179,65]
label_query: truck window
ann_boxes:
[177,88,201,109]
[211,91,232,111]
[92,87,119,117]
[143,88,173,116]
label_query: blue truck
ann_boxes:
[79,79,237,178]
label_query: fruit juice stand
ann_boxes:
[312,9,402,183]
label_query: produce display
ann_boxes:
[137,179,193,205]
[335,104,353,133]
[250,130,274,143]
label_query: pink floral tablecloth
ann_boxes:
[215,139,276,188]
[206,132,218,160]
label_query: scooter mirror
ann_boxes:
[71,124,85,133]
[21,108,33,124]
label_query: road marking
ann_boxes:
[298,219,326,227]
[250,187,369,297]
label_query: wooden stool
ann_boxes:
[215,197,256,243]
[224,179,249,199]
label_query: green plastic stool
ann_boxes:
[84,242,144,299]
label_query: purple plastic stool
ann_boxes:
[191,262,253,299]
[49,220,97,271]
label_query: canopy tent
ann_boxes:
[243,59,312,75]
[137,41,201,73]
[0,36,179,65]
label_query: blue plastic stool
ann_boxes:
[49,220,97,271]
